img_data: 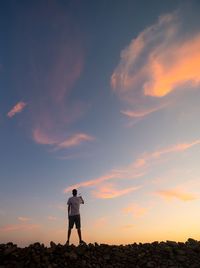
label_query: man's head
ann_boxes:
[72,189,77,196]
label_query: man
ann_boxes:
[66,189,85,245]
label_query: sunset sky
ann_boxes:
[1,0,200,247]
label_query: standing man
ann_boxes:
[66,189,85,245]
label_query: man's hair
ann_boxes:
[72,189,77,196]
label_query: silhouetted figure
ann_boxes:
[66,189,85,245]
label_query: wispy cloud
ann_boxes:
[0,223,40,232]
[7,101,27,118]
[64,139,200,193]
[32,128,56,145]
[10,1,88,151]
[92,183,141,199]
[111,9,200,120]
[149,140,200,159]
[56,133,95,149]
[33,129,94,150]
[123,203,148,217]
[64,170,143,193]
[155,189,198,201]
[121,106,162,118]
[18,217,31,222]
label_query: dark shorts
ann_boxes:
[68,214,81,229]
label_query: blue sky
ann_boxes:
[1,0,200,246]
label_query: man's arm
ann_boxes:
[79,196,84,204]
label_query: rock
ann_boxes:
[1,239,200,267]
[69,251,78,260]
[50,241,56,249]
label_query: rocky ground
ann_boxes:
[1,238,200,267]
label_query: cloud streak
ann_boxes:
[33,129,94,150]
[7,102,27,118]
[156,189,198,201]
[57,133,95,149]
[92,183,141,199]
[121,106,162,118]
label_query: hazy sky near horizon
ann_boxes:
[1,0,200,246]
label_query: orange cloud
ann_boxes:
[123,203,147,217]
[156,189,198,201]
[7,101,27,118]
[93,183,141,199]
[0,223,40,232]
[144,35,200,97]
[111,10,200,118]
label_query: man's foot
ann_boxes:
[79,240,86,245]
[65,240,69,246]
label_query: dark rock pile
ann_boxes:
[0,238,200,267]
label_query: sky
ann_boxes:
[1,0,200,247]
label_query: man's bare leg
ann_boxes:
[77,228,82,243]
[66,228,71,245]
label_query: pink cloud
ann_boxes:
[121,102,169,120]
[32,128,57,145]
[57,133,95,149]
[121,107,161,118]
[32,129,94,150]
[92,183,141,199]
[7,101,27,118]
[10,1,87,150]
[156,189,198,201]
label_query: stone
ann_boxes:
[0,239,200,267]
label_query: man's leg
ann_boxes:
[67,216,74,245]
[77,228,82,242]
[75,215,85,244]
[67,228,71,244]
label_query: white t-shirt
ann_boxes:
[67,196,84,216]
